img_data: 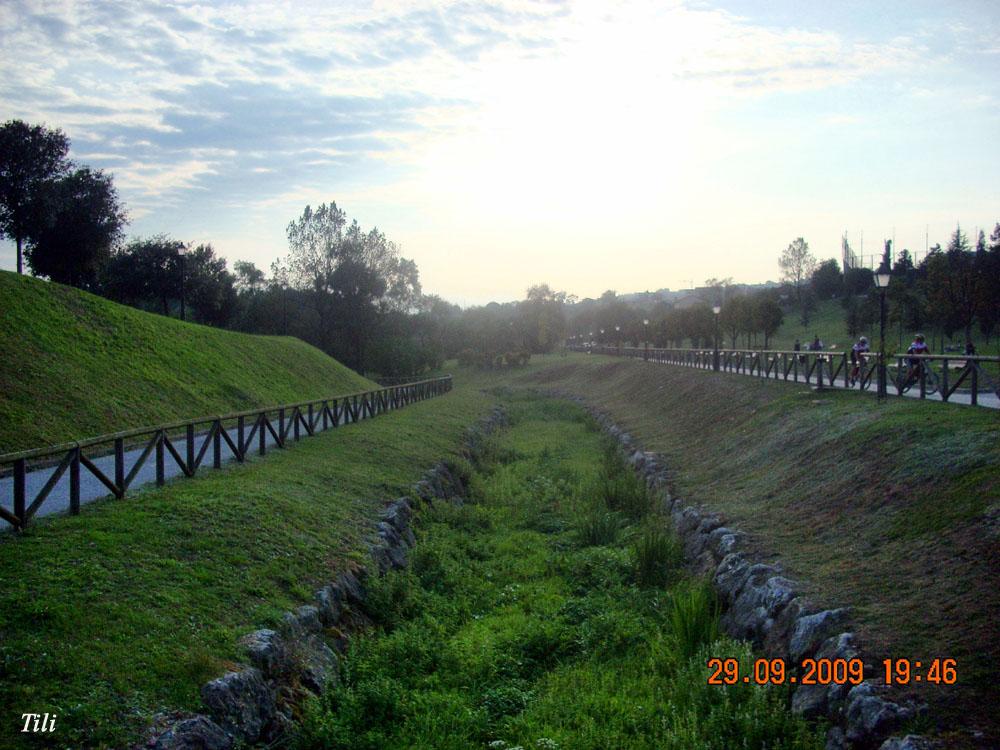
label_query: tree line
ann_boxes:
[779,231,1000,352]
[0,120,573,375]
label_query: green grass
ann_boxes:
[765,297,999,356]
[516,353,1000,744]
[294,392,821,750]
[0,270,374,453]
[0,379,494,750]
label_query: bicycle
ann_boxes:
[898,359,939,396]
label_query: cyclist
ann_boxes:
[903,333,930,390]
[849,336,869,386]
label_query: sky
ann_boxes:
[1,0,998,306]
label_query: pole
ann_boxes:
[878,288,887,401]
[179,252,186,321]
[713,314,720,371]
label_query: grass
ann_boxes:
[766,297,1000,356]
[294,392,821,749]
[0,270,374,453]
[0,378,495,750]
[517,353,1000,746]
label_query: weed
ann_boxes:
[633,524,684,588]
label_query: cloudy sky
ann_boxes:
[2,0,998,304]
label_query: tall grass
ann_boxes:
[633,523,684,587]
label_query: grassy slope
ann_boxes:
[0,372,499,750]
[519,353,1000,746]
[0,270,373,453]
[767,298,999,356]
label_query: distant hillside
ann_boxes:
[0,271,375,453]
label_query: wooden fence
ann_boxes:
[0,376,452,531]
[571,345,1000,406]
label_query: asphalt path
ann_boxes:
[1,406,362,527]
[642,355,1000,409]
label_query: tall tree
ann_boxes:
[779,237,817,317]
[24,167,127,288]
[0,120,70,274]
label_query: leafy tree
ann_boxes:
[0,120,70,274]
[233,260,265,294]
[24,167,127,289]
[753,294,784,348]
[103,235,185,315]
[102,236,235,324]
[923,225,981,342]
[843,266,873,296]
[810,259,842,299]
[779,237,816,321]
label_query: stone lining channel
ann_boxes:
[138,406,509,750]
[138,394,934,750]
[569,393,936,750]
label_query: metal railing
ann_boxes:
[0,376,452,531]
[570,345,1000,407]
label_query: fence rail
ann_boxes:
[570,345,1000,407]
[0,376,452,531]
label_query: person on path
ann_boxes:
[849,336,869,386]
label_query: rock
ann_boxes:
[239,630,286,678]
[764,597,814,660]
[295,605,323,633]
[314,584,343,625]
[380,498,413,533]
[714,553,752,603]
[845,682,911,747]
[201,669,276,744]
[790,608,850,663]
[878,736,938,750]
[149,715,232,750]
[290,634,339,694]
[722,574,797,644]
[336,569,365,604]
[825,726,847,750]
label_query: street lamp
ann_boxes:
[615,325,621,356]
[178,245,187,321]
[712,305,721,371]
[643,319,650,360]
[874,270,892,401]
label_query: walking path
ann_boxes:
[0,406,362,526]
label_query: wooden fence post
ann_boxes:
[70,447,81,514]
[14,458,26,527]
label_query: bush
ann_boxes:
[576,503,621,547]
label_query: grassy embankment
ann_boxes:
[0,371,500,749]
[0,270,373,454]
[295,393,823,750]
[519,353,1000,746]
[766,298,999,356]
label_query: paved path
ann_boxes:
[640,356,1000,409]
[1,407,363,526]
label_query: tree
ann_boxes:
[779,238,817,319]
[234,260,265,294]
[753,294,784,348]
[811,259,842,299]
[24,167,127,289]
[103,235,186,315]
[0,120,71,274]
[922,226,981,343]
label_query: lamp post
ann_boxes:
[643,319,649,360]
[874,270,891,401]
[712,305,721,371]
[615,325,621,356]
[178,245,187,321]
